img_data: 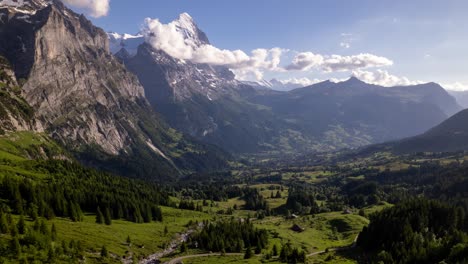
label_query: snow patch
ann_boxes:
[16,14,31,23]
[0,0,26,7]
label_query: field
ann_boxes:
[9,207,211,263]
[256,211,368,253]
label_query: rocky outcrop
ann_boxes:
[0,0,228,179]
[0,55,40,132]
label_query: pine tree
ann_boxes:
[104,208,112,225]
[272,244,279,256]
[275,190,282,198]
[40,219,49,235]
[33,219,40,231]
[17,215,25,234]
[0,211,8,234]
[180,242,188,253]
[244,246,253,259]
[10,222,18,237]
[11,236,21,258]
[96,207,104,224]
[51,223,57,241]
[255,239,263,254]
[126,235,132,246]
[100,245,109,258]
[28,203,38,221]
[47,248,55,262]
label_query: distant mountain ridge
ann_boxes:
[392,108,468,153]
[111,13,461,155]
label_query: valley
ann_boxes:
[0,0,466,263]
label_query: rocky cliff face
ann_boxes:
[0,55,40,132]
[0,0,228,179]
[115,14,301,153]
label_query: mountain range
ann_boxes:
[0,0,465,180]
[0,0,228,180]
[111,13,461,155]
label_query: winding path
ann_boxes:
[162,234,360,263]
[164,253,244,264]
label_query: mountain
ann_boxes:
[0,0,228,179]
[108,32,144,56]
[116,14,308,153]
[248,77,461,151]
[448,90,468,109]
[392,108,468,153]
[113,13,462,155]
[241,78,309,91]
[0,55,40,132]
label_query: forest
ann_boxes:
[357,199,468,263]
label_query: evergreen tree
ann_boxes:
[272,244,279,256]
[11,236,21,258]
[51,223,57,241]
[0,211,8,234]
[47,248,55,262]
[104,208,112,225]
[180,242,188,253]
[39,219,48,235]
[275,190,282,198]
[96,207,104,224]
[100,245,109,258]
[17,215,25,234]
[126,235,132,245]
[244,246,253,259]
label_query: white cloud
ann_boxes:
[323,53,393,72]
[61,0,110,18]
[142,17,284,80]
[286,53,393,72]
[142,14,394,81]
[340,42,351,49]
[285,52,324,71]
[275,77,322,87]
[442,82,468,91]
[351,69,423,87]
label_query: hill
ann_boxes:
[393,108,468,153]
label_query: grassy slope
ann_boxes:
[51,208,211,262]
[0,131,393,264]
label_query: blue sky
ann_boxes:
[67,0,468,90]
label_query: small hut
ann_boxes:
[291,224,305,232]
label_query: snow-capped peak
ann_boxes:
[108,32,143,41]
[173,12,209,47]
[0,0,50,14]
[107,32,144,55]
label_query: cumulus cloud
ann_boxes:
[275,77,322,87]
[61,0,110,18]
[442,82,468,91]
[285,52,324,71]
[285,53,393,73]
[323,54,393,72]
[142,17,284,80]
[141,14,394,81]
[351,69,423,87]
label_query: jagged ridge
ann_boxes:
[0,1,228,179]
